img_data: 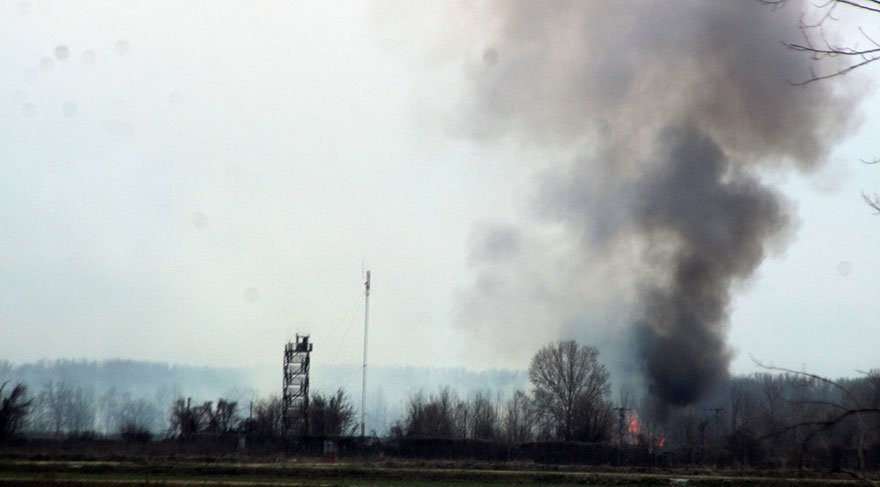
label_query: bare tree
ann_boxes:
[169,398,207,440]
[168,397,241,438]
[248,396,282,438]
[528,340,612,442]
[394,388,460,438]
[726,378,764,466]
[501,390,534,445]
[66,386,95,435]
[38,381,72,435]
[33,380,94,436]
[205,399,239,435]
[0,382,31,442]
[309,389,356,436]
[119,397,162,436]
[96,387,121,434]
[469,390,499,441]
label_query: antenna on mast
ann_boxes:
[361,270,371,438]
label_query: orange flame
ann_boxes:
[628,411,640,434]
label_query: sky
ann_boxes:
[1,0,879,392]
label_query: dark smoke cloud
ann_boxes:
[633,125,791,406]
[389,0,862,406]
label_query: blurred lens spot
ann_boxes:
[192,212,208,229]
[837,260,852,277]
[40,57,55,72]
[104,119,133,137]
[483,47,498,66]
[169,92,184,107]
[13,90,27,105]
[17,1,31,15]
[118,122,134,137]
[111,98,128,117]
[22,103,37,118]
[104,120,120,134]
[114,40,130,55]
[55,45,70,61]
[24,68,38,84]
[81,50,97,65]
[243,287,260,303]
[63,102,78,117]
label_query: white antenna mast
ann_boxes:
[361,270,371,438]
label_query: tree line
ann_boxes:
[0,382,358,442]
[2,341,879,471]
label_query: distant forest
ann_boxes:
[0,358,528,435]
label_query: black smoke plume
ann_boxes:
[384,0,863,407]
[633,125,790,406]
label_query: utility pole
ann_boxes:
[614,406,631,466]
[614,406,631,445]
[361,270,371,438]
[708,407,724,440]
[708,407,724,430]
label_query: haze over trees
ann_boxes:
[0,359,526,437]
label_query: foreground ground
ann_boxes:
[0,459,875,486]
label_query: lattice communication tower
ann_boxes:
[282,334,312,437]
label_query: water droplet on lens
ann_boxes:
[17,1,31,15]
[114,40,130,55]
[54,45,70,61]
[111,98,127,116]
[243,287,260,303]
[837,260,852,277]
[81,50,97,65]
[63,102,78,117]
[192,212,208,229]
[22,103,36,118]
[13,90,27,105]
[483,47,498,66]
[118,122,134,137]
[39,57,55,72]
[24,68,38,84]
[169,92,183,106]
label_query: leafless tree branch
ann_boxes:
[862,192,880,213]
[753,360,862,405]
[755,361,880,484]
[766,0,880,84]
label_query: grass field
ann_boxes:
[0,460,872,486]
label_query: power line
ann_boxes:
[370,294,444,364]
[325,292,364,347]
[329,295,363,365]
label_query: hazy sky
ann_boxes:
[2,0,879,384]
